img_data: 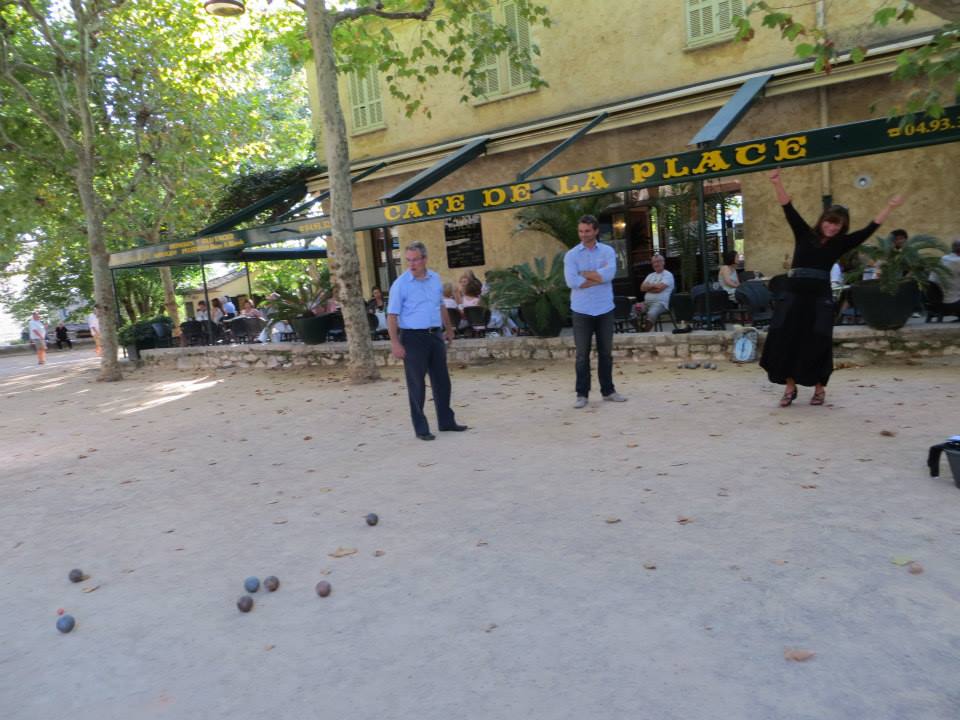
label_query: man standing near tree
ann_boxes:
[387,241,468,441]
[564,215,627,409]
[28,310,47,365]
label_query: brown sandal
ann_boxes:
[810,389,826,406]
[779,388,798,407]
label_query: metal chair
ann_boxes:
[691,284,728,330]
[613,295,639,333]
[180,320,206,346]
[151,322,174,348]
[326,311,346,342]
[462,305,490,337]
[446,307,464,337]
[732,282,773,327]
[227,317,251,343]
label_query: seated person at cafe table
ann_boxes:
[639,253,675,331]
[241,298,264,319]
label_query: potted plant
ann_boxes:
[849,232,948,330]
[261,278,332,344]
[486,253,570,337]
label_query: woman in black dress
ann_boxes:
[761,169,904,407]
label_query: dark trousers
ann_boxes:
[572,309,616,398]
[401,329,456,435]
[56,338,72,350]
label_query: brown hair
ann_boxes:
[578,214,599,230]
[814,205,849,241]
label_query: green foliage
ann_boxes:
[737,1,958,118]
[260,269,331,328]
[513,195,619,249]
[207,163,325,227]
[321,0,551,118]
[486,253,568,334]
[856,232,949,295]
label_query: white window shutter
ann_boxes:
[504,1,532,89]
[717,0,744,33]
[473,11,501,96]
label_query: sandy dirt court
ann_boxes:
[2,347,959,720]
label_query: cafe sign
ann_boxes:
[112,107,960,268]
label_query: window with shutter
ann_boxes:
[470,2,535,102]
[504,1,532,90]
[348,66,385,133]
[473,11,502,97]
[686,0,742,47]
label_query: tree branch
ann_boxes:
[334,0,437,23]
[16,0,72,65]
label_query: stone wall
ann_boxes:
[140,323,960,372]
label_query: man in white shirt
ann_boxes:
[28,311,47,365]
[640,254,675,331]
[932,238,960,305]
[87,309,102,356]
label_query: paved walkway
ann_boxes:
[2,351,958,720]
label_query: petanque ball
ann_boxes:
[56,615,76,633]
[263,576,280,592]
[315,581,332,598]
[237,596,254,613]
[365,513,379,526]
[243,576,260,593]
[68,569,84,583]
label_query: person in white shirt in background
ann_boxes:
[86,309,102,355]
[28,311,47,365]
[640,254,675,331]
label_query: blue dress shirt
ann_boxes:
[564,242,617,316]
[387,269,444,329]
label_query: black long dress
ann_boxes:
[760,202,878,387]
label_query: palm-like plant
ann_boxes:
[855,232,948,294]
[486,253,570,336]
[513,195,620,248]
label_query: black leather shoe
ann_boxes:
[439,424,469,432]
[416,432,436,441]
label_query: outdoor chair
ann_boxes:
[613,295,639,333]
[691,284,728,330]
[462,306,490,337]
[732,282,773,327]
[924,282,960,322]
[367,312,388,341]
[180,320,206,346]
[151,322,174,348]
[326,311,346,342]
[228,317,252,344]
[446,307,464,337]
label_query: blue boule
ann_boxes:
[57,615,76,633]
[243,576,260,593]
[366,513,379,526]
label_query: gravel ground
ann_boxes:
[2,348,959,720]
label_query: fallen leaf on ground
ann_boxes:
[264,644,275,651]
[484,623,498,633]
[626,443,638,448]
[677,516,694,525]
[800,484,818,489]
[273,519,288,525]
[891,556,913,566]
[643,563,657,570]
[880,430,896,437]
[476,540,488,547]
[417,462,436,467]
[605,517,621,524]
[771,559,788,565]
[81,585,100,593]
[303,436,312,441]
[784,649,815,662]
[907,562,924,574]
[329,547,357,558]
[373,550,385,557]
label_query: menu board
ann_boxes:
[444,214,485,268]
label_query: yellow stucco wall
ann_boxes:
[311,1,945,160]
[305,2,956,290]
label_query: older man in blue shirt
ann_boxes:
[388,241,468,440]
[564,214,627,408]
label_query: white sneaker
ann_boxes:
[573,396,588,409]
[603,392,627,402]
